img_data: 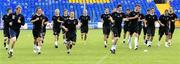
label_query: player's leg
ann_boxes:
[147,28,154,47]
[8,29,18,58]
[128,32,133,49]
[110,28,119,54]
[169,26,175,46]
[69,33,76,54]
[32,30,39,53]
[158,28,164,47]
[134,32,139,50]
[103,27,110,48]
[54,35,59,48]
[37,36,43,54]
[165,28,170,47]
[84,28,89,41]
[80,27,84,40]
[149,28,155,46]
[42,30,46,44]
[3,29,10,50]
[3,28,9,48]
[143,27,148,44]
[137,25,142,42]
[65,32,74,54]
[81,33,84,40]
[53,28,60,48]
[123,29,127,43]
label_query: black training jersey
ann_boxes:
[2,14,11,28]
[62,15,70,22]
[43,16,48,28]
[169,13,178,26]
[111,12,125,27]
[9,13,25,30]
[63,18,78,32]
[129,11,140,27]
[31,14,45,30]
[138,14,145,26]
[145,14,158,28]
[101,14,111,27]
[79,15,90,27]
[124,14,130,27]
[52,15,63,28]
[159,15,171,27]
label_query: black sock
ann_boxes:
[81,35,83,40]
[70,45,72,49]
[84,35,87,40]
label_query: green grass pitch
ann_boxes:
[0,29,180,64]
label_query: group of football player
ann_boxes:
[2,4,178,58]
[100,4,178,54]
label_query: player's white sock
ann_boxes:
[37,46,41,52]
[168,39,171,46]
[55,41,58,45]
[111,45,116,50]
[123,39,126,42]
[104,41,107,45]
[68,49,71,52]
[128,36,132,49]
[134,37,138,48]
[63,39,67,44]
[147,41,151,46]
[10,49,13,52]
[158,41,160,47]
[34,44,37,49]
[111,40,116,50]
[165,42,169,48]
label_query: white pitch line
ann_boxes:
[96,55,108,64]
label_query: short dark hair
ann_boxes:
[117,4,122,8]
[135,4,140,7]
[64,9,68,12]
[126,9,130,11]
[105,7,108,9]
[16,5,22,10]
[36,7,41,12]
[7,8,12,12]
[147,9,150,11]
[151,8,155,10]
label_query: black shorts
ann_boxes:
[112,27,121,37]
[33,29,43,38]
[53,27,61,35]
[66,31,76,42]
[9,28,20,39]
[103,26,111,35]
[147,27,155,36]
[3,27,10,38]
[137,25,142,35]
[129,26,138,35]
[42,27,46,37]
[62,29,66,34]
[123,25,129,33]
[81,26,89,33]
[143,26,147,35]
[170,25,175,34]
[159,26,169,36]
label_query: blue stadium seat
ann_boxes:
[0,0,164,29]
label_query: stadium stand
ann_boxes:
[170,0,180,19]
[0,0,161,29]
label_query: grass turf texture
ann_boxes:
[0,29,180,64]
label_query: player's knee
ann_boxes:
[11,37,17,42]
